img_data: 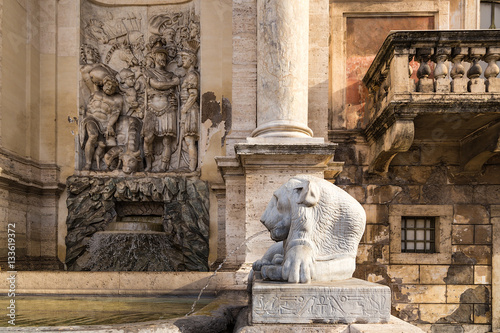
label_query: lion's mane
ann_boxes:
[288,176,366,261]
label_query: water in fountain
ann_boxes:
[185,229,268,316]
[84,231,184,271]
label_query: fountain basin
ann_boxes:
[0,294,213,327]
[0,271,249,332]
[0,271,246,295]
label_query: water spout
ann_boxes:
[185,229,268,316]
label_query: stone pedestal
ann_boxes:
[215,143,342,270]
[251,278,391,325]
[236,143,339,264]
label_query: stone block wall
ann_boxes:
[334,139,497,332]
[0,150,63,270]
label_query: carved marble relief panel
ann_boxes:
[79,0,200,173]
[251,281,391,324]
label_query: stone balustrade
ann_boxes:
[362,30,500,175]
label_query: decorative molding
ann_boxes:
[88,0,193,6]
[0,148,65,195]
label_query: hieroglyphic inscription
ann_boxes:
[251,280,391,324]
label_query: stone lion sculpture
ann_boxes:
[252,175,366,283]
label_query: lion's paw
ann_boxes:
[271,254,284,265]
[252,258,271,271]
[261,264,284,281]
[282,245,315,283]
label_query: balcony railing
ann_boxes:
[362,30,500,175]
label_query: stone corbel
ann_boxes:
[368,119,415,175]
[460,121,500,174]
[215,156,244,181]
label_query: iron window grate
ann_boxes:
[401,216,436,253]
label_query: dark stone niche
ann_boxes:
[65,175,209,271]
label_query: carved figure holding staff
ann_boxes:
[176,41,200,171]
[142,44,180,172]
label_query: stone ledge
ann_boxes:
[235,142,337,156]
[89,0,192,5]
[251,278,391,325]
[0,148,64,195]
[2,291,248,333]
[0,271,245,295]
[237,310,423,333]
[234,142,338,170]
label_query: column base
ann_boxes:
[251,120,314,138]
[246,136,325,144]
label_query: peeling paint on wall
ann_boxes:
[201,91,231,147]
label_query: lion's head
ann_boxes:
[260,177,320,242]
[260,175,365,261]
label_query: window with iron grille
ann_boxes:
[401,216,436,253]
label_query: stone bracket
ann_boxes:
[367,119,415,175]
[460,120,500,174]
[215,156,244,180]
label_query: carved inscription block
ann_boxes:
[251,278,391,324]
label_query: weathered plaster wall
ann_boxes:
[0,0,62,270]
[2,0,29,157]
[198,0,233,264]
[344,16,434,130]
[55,0,79,263]
[330,0,451,131]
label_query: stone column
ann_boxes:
[253,0,313,138]
[217,0,340,284]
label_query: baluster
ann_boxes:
[416,48,434,93]
[376,62,390,112]
[484,47,500,92]
[467,48,486,93]
[367,88,376,116]
[408,54,416,92]
[433,47,451,93]
[450,47,468,93]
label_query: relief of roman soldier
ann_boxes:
[78,5,200,174]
